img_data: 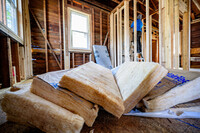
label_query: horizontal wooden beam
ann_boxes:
[190,57,200,62]
[191,18,200,24]
[191,48,200,55]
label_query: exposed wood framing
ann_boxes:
[174,0,179,69]
[30,9,62,69]
[190,57,200,62]
[150,15,152,62]
[191,48,200,55]
[72,53,75,68]
[191,18,200,24]
[43,0,48,72]
[142,19,144,58]
[117,8,120,65]
[110,13,114,66]
[22,0,33,79]
[100,11,102,45]
[7,38,13,86]
[134,0,137,62]
[146,0,150,62]
[170,0,174,68]
[182,0,191,70]
[83,53,85,64]
[58,0,62,69]
[179,0,187,14]
[119,6,123,65]
[103,31,109,46]
[124,0,130,62]
[63,0,70,69]
[192,0,200,11]
[159,0,162,64]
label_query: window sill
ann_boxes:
[69,48,92,53]
[0,22,23,44]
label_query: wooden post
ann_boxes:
[142,19,144,58]
[100,11,102,45]
[119,7,123,65]
[159,0,162,64]
[63,0,70,69]
[22,0,33,79]
[110,13,115,66]
[170,0,174,68]
[117,8,120,66]
[83,53,85,64]
[182,0,191,70]
[113,13,117,67]
[134,0,137,62]
[44,0,48,72]
[72,53,75,68]
[124,0,130,62]
[150,15,152,62]
[174,0,179,69]
[7,38,13,86]
[58,0,62,69]
[146,0,150,62]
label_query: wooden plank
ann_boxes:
[22,0,33,79]
[119,7,123,65]
[59,62,124,118]
[146,0,150,62]
[110,13,114,67]
[11,42,20,82]
[190,57,200,62]
[117,8,120,66]
[58,0,62,69]
[150,15,152,62]
[191,18,200,24]
[170,0,174,68]
[72,53,75,68]
[103,32,109,46]
[7,38,13,86]
[182,0,190,70]
[113,13,117,67]
[144,77,200,112]
[63,0,70,69]
[191,48,200,55]
[18,46,25,80]
[159,0,162,64]
[83,53,85,64]
[100,11,102,45]
[192,0,200,11]
[134,0,137,62]
[174,0,179,69]
[43,0,48,72]
[124,0,130,62]
[114,62,168,113]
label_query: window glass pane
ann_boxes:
[71,11,88,33]
[72,31,88,49]
[6,0,17,34]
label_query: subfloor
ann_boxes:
[0,81,200,133]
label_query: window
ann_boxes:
[6,0,17,34]
[69,8,91,52]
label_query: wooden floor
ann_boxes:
[0,86,200,133]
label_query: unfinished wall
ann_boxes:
[30,0,110,75]
[191,22,200,68]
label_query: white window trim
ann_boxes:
[67,7,92,53]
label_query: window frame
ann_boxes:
[68,7,92,53]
